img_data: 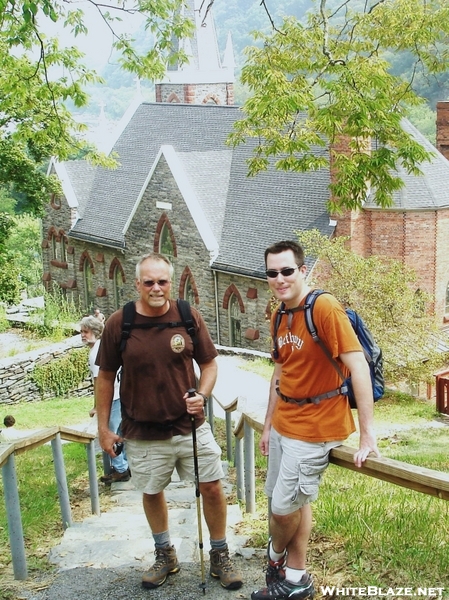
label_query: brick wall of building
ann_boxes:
[155,82,233,105]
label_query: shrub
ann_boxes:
[0,257,22,305]
[26,289,83,341]
[31,346,90,397]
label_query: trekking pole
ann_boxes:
[188,388,206,595]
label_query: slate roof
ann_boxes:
[69,103,240,249]
[64,161,97,216]
[365,118,449,210]
[67,102,335,277]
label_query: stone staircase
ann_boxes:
[34,466,267,600]
[48,470,250,570]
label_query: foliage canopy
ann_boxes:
[0,0,193,214]
[4,0,449,214]
[298,230,448,386]
[229,0,449,212]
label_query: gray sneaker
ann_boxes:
[209,545,243,590]
[251,571,315,600]
[141,545,180,588]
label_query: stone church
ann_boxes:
[42,0,449,353]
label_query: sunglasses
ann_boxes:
[265,266,300,279]
[141,279,171,288]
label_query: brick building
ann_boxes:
[42,0,449,352]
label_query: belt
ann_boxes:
[276,385,346,406]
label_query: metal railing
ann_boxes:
[231,408,449,514]
[0,426,98,580]
[6,392,449,582]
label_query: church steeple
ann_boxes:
[155,0,235,105]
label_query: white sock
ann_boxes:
[268,540,286,562]
[285,567,306,583]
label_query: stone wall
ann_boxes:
[0,336,93,406]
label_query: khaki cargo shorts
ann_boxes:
[125,421,224,494]
[265,427,342,515]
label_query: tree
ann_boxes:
[297,230,448,386]
[228,0,449,212]
[0,0,193,215]
[5,214,43,292]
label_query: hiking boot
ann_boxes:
[265,539,286,585]
[142,545,180,588]
[251,571,315,600]
[209,545,243,590]
[100,468,131,484]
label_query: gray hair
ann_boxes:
[135,253,174,280]
[80,315,104,339]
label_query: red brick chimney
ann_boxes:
[436,101,449,160]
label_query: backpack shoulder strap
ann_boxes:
[303,289,326,341]
[272,302,286,360]
[119,301,136,354]
[304,290,346,381]
[176,299,198,346]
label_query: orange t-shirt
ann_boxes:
[271,292,362,442]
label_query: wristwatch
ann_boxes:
[198,392,208,406]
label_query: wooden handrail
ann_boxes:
[1,426,96,467]
[329,445,449,500]
[233,410,449,511]
[1,426,99,580]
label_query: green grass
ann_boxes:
[0,396,102,578]
[2,396,93,430]
[232,384,449,591]
[2,387,449,594]
[314,460,449,589]
[238,356,273,380]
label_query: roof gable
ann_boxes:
[64,102,334,273]
[124,145,220,258]
[365,118,449,210]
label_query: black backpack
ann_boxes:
[273,289,384,409]
[119,299,198,353]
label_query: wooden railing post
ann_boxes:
[1,452,27,580]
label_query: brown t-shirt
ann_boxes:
[97,300,218,440]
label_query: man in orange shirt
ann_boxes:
[251,241,380,600]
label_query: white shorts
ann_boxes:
[265,427,342,515]
[125,421,224,494]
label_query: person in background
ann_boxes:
[251,240,380,600]
[94,308,105,323]
[0,414,22,441]
[95,253,243,591]
[80,315,130,483]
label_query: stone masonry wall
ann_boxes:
[41,169,79,298]
[130,155,218,335]
[0,336,93,407]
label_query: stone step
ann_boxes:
[48,475,248,571]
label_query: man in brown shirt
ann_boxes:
[96,252,242,592]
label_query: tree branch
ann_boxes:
[320,0,346,66]
[260,0,284,35]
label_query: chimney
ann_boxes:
[436,101,449,160]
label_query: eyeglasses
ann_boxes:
[141,279,171,288]
[265,266,300,279]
